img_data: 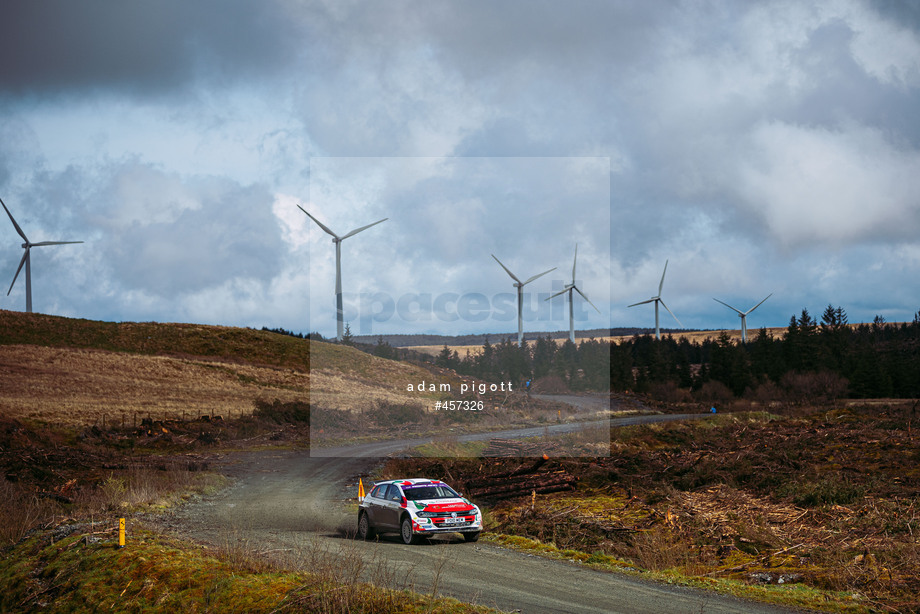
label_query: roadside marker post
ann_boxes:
[358,478,365,502]
[118,518,125,548]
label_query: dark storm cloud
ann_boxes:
[2,0,919,329]
[869,0,920,30]
[0,0,300,97]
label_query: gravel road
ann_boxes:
[153,397,807,614]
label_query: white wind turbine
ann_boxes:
[298,205,387,342]
[545,245,599,343]
[2,197,83,314]
[628,259,682,340]
[492,254,555,347]
[713,293,773,343]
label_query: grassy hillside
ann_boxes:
[0,310,441,428]
[0,309,311,367]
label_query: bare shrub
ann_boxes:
[72,466,217,514]
[649,381,691,403]
[531,375,569,394]
[694,380,734,406]
[253,399,310,423]
[217,528,283,574]
[747,380,786,405]
[0,479,56,544]
[631,529,695,573]
[780,370,849,405]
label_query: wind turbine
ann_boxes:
[492,254,555,347]
[628,259,682,340]
[298,205,387,342]
[2,197,83,314]
[545,245,599,343]
[713,293,772,343]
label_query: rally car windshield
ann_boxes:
[402,484,461,501]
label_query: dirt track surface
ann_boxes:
[153,406,805,614]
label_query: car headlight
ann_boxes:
[416,511,437,517]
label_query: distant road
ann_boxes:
[155,397,806,614]
[312,413,711,457]
[313,391,709,457]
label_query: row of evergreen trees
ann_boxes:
[274,305,919,400]
[430,336,611,391]
[386,305,919,399]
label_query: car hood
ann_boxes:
[409,498,476,513]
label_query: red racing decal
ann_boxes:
[424,502,476,513]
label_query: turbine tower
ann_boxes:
[298,205,387,342]
[545,245,599,343]
[628,259,682,340]
[492,254,555,347]
[2,197,83,314]
[713,293,772,343]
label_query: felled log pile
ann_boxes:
[481,438,555,457]
[464,457,578,501]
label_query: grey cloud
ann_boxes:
[100,175,283,297]
[3,0,920,329]
[0,0,301,98]
[869,0,920,30]
[8,159,285,299]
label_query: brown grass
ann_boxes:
[0,344,306,427]
[0,339,446,428]
[391,409,920,610]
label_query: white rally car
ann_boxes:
[357,478,482,544]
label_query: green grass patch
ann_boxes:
[487,532,869,613]
[413,439,489,458]
[0,527,504,613]
[487,533,635,572]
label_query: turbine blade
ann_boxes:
[574,285,601,313]
[297,205,340,239]
[7,249,27,296]
[627,298,655,308]
[491,254,521,284]
[571,244,578,282]
[712,297,743,315]
[341,217,388,240]
[659,299,683,327]
[545,287,570,301]
[1,197,29,243]
[522,267,555,286]
[658,259,668,296]
[746,293,773,314]
[31,241,84,246]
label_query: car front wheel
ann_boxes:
[462,531,480,543]
[400,516,417,545]
[357,512,375,540]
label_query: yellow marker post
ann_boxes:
[358,478,365,502]
[118,518,125,548]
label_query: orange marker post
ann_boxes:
[118,518,125,548]
[358,478,365,503]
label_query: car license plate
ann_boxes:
[443,517,463,524]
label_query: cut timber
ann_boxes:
[464,459,578,501]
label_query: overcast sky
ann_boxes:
[1,0,918,338]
